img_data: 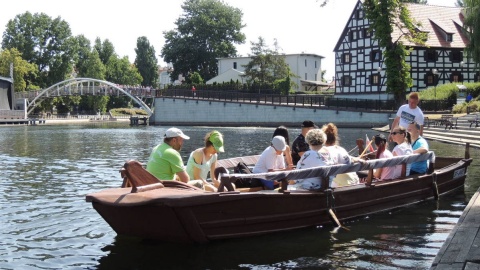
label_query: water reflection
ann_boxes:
[0,124,478,269]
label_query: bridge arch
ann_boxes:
[24,78,153,116]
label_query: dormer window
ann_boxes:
[446,33,453,42]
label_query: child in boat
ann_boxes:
[373,134,397,180]
[288,129,334,191]
[390,126,413,177]
[252,136,288,189]
[186,130,225,192]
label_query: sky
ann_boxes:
[1,0,457,81]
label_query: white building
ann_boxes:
[209,53,327,92]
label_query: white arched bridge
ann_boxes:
[14,78,154,117]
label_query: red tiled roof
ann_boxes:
[397,3,468,48]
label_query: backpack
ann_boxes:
[233,162,263,188]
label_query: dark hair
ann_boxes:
[374,134,387,159]
[273,126,290,145]
[394,126,412,144]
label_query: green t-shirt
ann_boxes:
[146,142,185,180]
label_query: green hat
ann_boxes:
[209,131,224,152]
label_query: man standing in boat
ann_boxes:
[291,120,317,166]
[146,127,200,186]
[391,92,424,139]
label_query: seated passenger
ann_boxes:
[288,129,334,191]
[407,121,429,174]
[390,126,413,177]
[272,126,294,170]
[186,130,224,192]
[252,136,288,189]
[373,134,396,180]
[322,123,360,187]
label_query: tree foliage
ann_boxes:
[0,48,38,91]
[463,0,480,69]
[187,71,204,84]
[161,0,246,81]
[107,55,143,85]
[243,37,294,87]
[94,38,115,66]
[1,12,77,88]
[134,36,158,87]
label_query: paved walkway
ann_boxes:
[431,187,480,269]
[422,112,480,148]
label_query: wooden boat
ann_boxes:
[86,146,472,244]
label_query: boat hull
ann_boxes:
[87,157,471,243]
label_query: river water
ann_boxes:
[0,123,479,269]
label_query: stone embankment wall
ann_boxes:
[151,97,392,128]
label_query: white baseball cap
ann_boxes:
[271,136,287,151]
[164,127,190,139]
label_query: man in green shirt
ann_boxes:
[146,127,190,182]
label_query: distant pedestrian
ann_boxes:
[466,93,473,102]
[192,85,196,97]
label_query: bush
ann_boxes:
[452,100,480,113]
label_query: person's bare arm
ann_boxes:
[413,147,428,154]
[176,171,190,183]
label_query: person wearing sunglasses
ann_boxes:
[390,126,413,177]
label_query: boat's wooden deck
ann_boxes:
[431,187,480,269]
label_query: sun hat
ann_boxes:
[271,136,287,151]
[164,127,190,139]
[301,120,316,128]
[209,131,224,152]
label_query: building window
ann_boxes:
[233,62,237,69]
[349,30,358,41]
[425,49,437,62]
[356,9,364,19]
[305,73,308,80]
[341,75,352,86]
[370,74,381,85]
[450,51,463,63]
[446,34,453,42]
[364,28,372,38]
[315,61,317,68]
[315,74,317,81]
[342,53,352,63]
[475,72,480,82]
[450,71,463,83]
[305,59,307,67]
[370,50,381,61]
[425,72,438,86]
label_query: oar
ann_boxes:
[328,208,350,231]
[359,138,374,158]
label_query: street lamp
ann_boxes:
[460,61,465,84]
[257,67,261,94]
[432,69,438,100]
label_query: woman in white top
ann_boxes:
[321,123,361,187]
[390,126,413,177]
[288,129,334,191]
[186,131,224,191]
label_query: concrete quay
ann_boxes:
[422,113,480,149]
[431,186,480,269]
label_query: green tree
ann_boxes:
[187,71,204,84]
[83,50,106,80]
[463,0,480,69]
[134,36,158,87]
[2,12,77,88]
[161,0,246,81]
[106,55,143,85]
[74,35,92,77]
[0,48,38,91]
[243,37,292,85]
[94,38,115,66]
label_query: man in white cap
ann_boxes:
[252,135,289,189]
[146,127,191,183]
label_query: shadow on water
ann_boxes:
[94,190,466,270]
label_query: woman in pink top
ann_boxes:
[373,134,396,180]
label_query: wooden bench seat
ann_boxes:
[437,114,457,130]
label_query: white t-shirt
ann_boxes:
[392,142,413,176]
[325,145,359,186]
[396,104,424,128]
[253,146,284,173]
[288,149,333,190]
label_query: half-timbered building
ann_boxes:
[334,1,474,99]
